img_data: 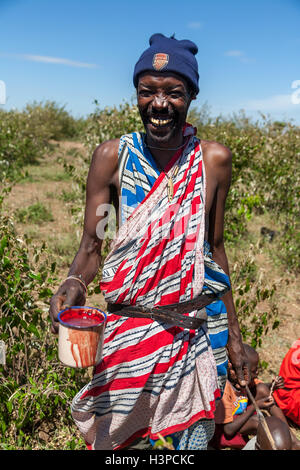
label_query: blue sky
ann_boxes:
[0,0,300,123]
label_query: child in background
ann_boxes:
[242,416,292,450]
[209,343,300,450]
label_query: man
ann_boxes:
[49,33,249,450]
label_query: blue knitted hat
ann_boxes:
[133,33,199,95]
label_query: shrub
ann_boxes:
[15,202,54,225]
[24,101,83,141]
[84,100,143,155]
[0,109,47,177]
[0,101,85,180]
[0,189,87,449]
[230,252,279,348]
[188,108,300,272]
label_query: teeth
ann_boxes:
[150,117,172,126]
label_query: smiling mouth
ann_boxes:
[149,117,173,128]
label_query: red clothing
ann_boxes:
[273,339,300,426]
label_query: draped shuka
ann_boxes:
[71,125,230,450]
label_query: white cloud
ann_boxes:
[244,94,299,112]
[187,21,203,30]
[21,54,99,68]
[224,49,254,64]
[224,50,244,57]
[1,53,99,68]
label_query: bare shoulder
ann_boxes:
[201,139,232,168]
[92,138,119,172]
[88,138,120,187]
[201,139,232,190]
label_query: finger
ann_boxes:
[236,366,248,387]
[49,294,66,332]
[266,398,274,406]
[49,295,63,325]
[63,285,82,308]
[236,369,246,386]
[51,323,59,335]
[51,291,67,315]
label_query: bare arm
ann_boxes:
[204,141,250,387]
[49,139,119,332]
[223,396,274,439]
[223,405,257,438]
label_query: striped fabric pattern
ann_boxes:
[203,244,229,390]
[118,132,160,223]
[71,316,219,449]
[100,126,206,306]
[71,125,228,450]
[117,128,229,390]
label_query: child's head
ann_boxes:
[243,343,259,386]
[255,416,292,450]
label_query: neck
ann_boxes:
[144,133,185,169]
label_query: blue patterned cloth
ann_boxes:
[203,241,229,392]
[118,132,160,223]
[150,419,215,450]
[172,419,216,450]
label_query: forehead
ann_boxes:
[138,71,188,90]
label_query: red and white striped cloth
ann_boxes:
[71,125,220,450]
[100,125,205,307]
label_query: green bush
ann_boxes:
[0,101,85,180]
[84,99,143,155]
[24,101,84,141]
[230,252,279,348]
[0,189,87,449]
[0,109,47,177]
[188,108,300,272]
[15,202,54,225]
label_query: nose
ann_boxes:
[152,94,168,111]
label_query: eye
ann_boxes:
[169,92,182,99]
[138,89,152,97]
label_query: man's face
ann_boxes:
[137,72,194,146]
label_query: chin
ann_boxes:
[145,121,181,146]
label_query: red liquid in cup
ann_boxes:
[59,308,105,328]
[58,307,106,368]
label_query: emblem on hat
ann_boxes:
[152,53,169,71]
